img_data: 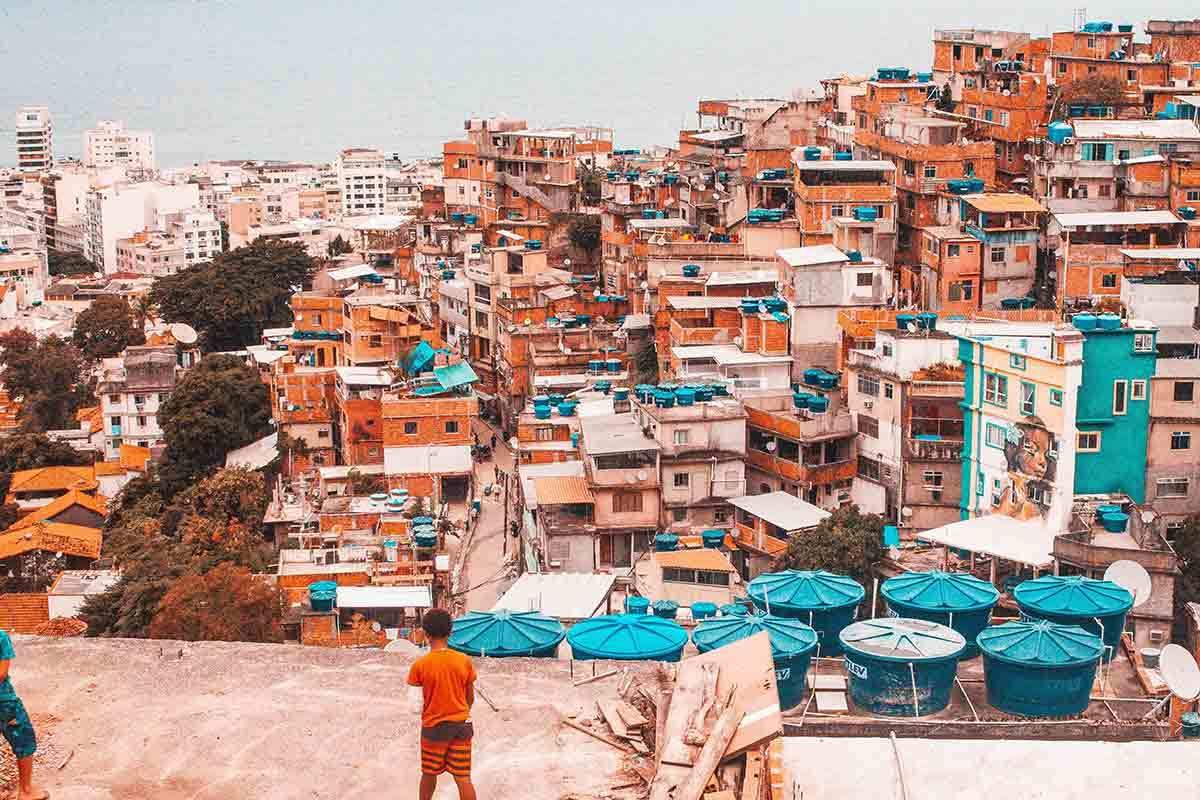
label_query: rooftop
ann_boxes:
[793,159,896,173]
[1054,210,1181,228]
[666,295,744,310]
[727,491,831,532]
[705,269,779,287]
[960,193,1044,213]
[580,413,659,455]
[653,548,737,572]
[1070,118,1200,140]
[777,245,848,268]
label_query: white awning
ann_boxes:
[916,514,1056,568]
[384,445,473,475]
[337,585,432,609]
[493,572,615,620]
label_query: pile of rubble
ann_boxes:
[33,617,87,637]
[562,632,784,800]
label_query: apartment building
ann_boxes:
[1146,359,1200,531]
[83,181,200,273]
[97,346,180,460]
[577,413,660,572]
[791,155,896,246]
[114,231,185,276]
[337,149,387,217]
[82,120,155,171]
[15,106,52,170]
[1051,209,1187,303]
[1048,24,1169,93]
[162,208,221,265]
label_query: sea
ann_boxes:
[1,0,1196,169]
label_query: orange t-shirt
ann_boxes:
[407,648,477,728]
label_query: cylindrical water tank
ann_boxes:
[881,570,999,658]
[839,618,966,716]
[976,619,1102,717]
[747,570,864,656]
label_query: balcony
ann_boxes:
[669,318,737,347]
[1053,530,1177,574]
[747,449,857,485]
[910,381,965,398]
[746,406,855,443]
[905,437,963,461]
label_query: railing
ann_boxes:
[669,319,736,346]
[905,437,963,461]
[1053,532,1177,573]
[909,381,965,397]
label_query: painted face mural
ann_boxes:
[996,417,1058,521]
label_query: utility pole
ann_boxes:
[501,468,510,559]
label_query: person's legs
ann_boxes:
[4,698,45,800]
[453,776,477,800]
[420,736,448,800]
[446,737,474,800]
[418,774,438,800]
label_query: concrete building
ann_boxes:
[337,149,387,217]
[83,181,201,273]
[82,120,155,171]
[1146,358,1200,534]
[15,106,52,170]
[114,231,185,276]
[162,208,221,265]
[97,345,181,459]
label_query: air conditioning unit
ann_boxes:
[863,400,873,409]
[1061,137,1074,145]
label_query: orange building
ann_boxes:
[1048,27,1169,91]
[269,359,337,471]
[1148,19,1200,61]
[289,293,344,368]
[961,71,1050,182]
[792,157,897,245]
[341,291,435,367]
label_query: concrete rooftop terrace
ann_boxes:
[4,636,645,800]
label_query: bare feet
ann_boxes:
[18,786,49,800]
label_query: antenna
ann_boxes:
[1103,560,1152,608]
[1160,644,1200,701]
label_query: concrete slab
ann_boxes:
[814,692,848,714]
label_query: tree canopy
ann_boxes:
[567,214,601,253]
[150,238,314,352]
[157,354,272,496]
[326,234,353,257]
[72,295,146,360]
[778,505,886,588]
[48,250,96,277]
[148,562,282,643]
[1172,517,1200,638]
[0,329,93,431]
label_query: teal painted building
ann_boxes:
[1073,320,1157,502]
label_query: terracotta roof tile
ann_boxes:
[0,594,49,635]
[8,489,107,532]
[0,522,102,561]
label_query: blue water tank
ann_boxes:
[654,533,679,552]
[747,570,865,656]
[833,151,853,161]
[721,602,750,617]
[793,391,812,410]
[1072,313,1098,331]
[1047,121,1073,145]
[1097,313,1121,331]
[1100,511,1129,532]
[840,618,966,716]
[567,613,689,661]
[1013,575,1133,660]
[593,380,611,394]
[701,529,725,549]
[916,312,939,331]
[808,396,830,414]
[625,595,651,614]
[693,614,819,710]
[675,387,696,406]
[612,387,629,402]
[846,250,863,263]
[308,581,338,613]
[534,406,551,419]
[653,390,675,408]
[558,401,577,417]
[977,619,1103,716]
[691,602,718,620]
[448,610,565,658]
[695,385,714,402]
[606,358,622,373]
[881,571,999,658]
[853,206,878,222]
[1179,207,1197,220]
[803,146,821,162]
[803,367,824,386]
[653,600,680,619]
[895,313,917,331]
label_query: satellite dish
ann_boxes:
[901,507,913,518]
[765,440,777,452]
[371,621,383,633]
[1159,644,1200,701]
[1104,560,1152,608]
[170,322,199,345]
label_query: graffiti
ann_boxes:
[844,658,868,679]
[996,416,1058,521]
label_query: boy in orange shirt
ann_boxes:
[407,608,477,800]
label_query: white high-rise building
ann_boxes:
[15,106,52,170]
[83,182,200,273]
[83,120,156,171]
[162,208,221,265]
[336,148,387,217]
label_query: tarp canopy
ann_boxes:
[335,585,431,608]
[405,341,436,375]
[916,515,1056,568]
[434,361,478,390]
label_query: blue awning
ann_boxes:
[434,361,479,390]
[405,341,436,376]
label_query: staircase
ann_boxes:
[498,172,572,214]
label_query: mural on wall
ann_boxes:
[995,417,1058,521]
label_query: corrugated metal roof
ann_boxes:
[328,263,377,281]
[1071,118,1200,140]
[793,159,896,172]
[493,572,615,619]
[727,491,830,531]
[1119,248,1200,260]
[531,476,594,505]
[960,193,1044,213]
[654,548,736,572]
[225,433,279,470]
[383,445,473,475]
[777,245,848,267]
[667,296,744,309]
[1054,210,1180,228]
[705,269,779,286]
[434,361,478,389]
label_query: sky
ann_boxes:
[1,1,1197,166]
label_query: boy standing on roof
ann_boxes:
[1,629,48,800]
[408,609,477,800]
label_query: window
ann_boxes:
[856,273,874,288]
[1133,333,1153,352]
[1050,388,1063,406]
[990,247,1006,264]
[857,455,881,481]
[947,244,960,257]
[456,158,467,169]
[923,165,937,178]
[108,394,120,404]
[1113,380,1127,416]
[1157,478,1190,498]
[1010,354,1026,370]
[923,470,944,489]
[985,423,1005,449]
[137,415,147,427]
[857,414,880,438]
[884,382,894,399]
[368,335,382,348]
[673,429,689,445]
[548,539,570,562]
[984,373,1008,406]
[1175,381,1195,402]
[1078,431,1101,452]
[1082,143,1114,161]
[475,310,488,328]
[882,342,893,357]
[613,491,643,513]
[1058,61,1067,74]
[857,375,880,397]
[673,472,690,488]
[953,44,962,60]
[1131,380,1146,400]
[317,429,330,439]
[1171,431,1192,450]
[1187,190,1200,202]
[535,426,553,442]
[474,283,491,302]
[404,422,418,435]
[445,420,460,434]
[1101,273,1117,289]
[999,111,1010,127]
[831,204,844,217]
[1160,143,1178,155]
[964,160,975,177]
[984,109,994,122]
[1020,382,1036,416]
[948,281,974,301]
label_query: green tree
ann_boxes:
[148,562,282,643]
[935,84,954,113]
[157,355,272,496]
[132,295,158,329]
[567,214,601,254]
[346,467,388,496]
[48,250,95,277]
[578,163,603,206]
[0,432,93,500]
[1054,76,1128,119]
[0,330,93,431]
[1173,517,1200,638]
[634,340,659,384]
[326,234,354,258]
[72,295,146,360]
[150,239,314,351]
[778,505,886,588]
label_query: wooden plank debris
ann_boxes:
[598,699,630,738]
[673,702,745,800]
[688,631,781,757]
[741,748,765,800]
[808,673,847,691]
[616,700,649,729]
[561,715,632,753]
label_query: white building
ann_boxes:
[337,149,387,217]
[97,345,180,459]
[83,120,156,172]
[15,106,52,170]
[83,182,200,273]
[162,208,221,265]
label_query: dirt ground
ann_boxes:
[3,636,654,800]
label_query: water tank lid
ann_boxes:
[881,570,999,613]
[566,613,689,660]
[976,619,1103,667]
[692,613,819,659]
[1013,574,1133,617]
[448,610,566,657]
[747,569,865,612]
[838,617,966,662]
[720,603,750,616]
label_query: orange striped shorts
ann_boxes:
[420,736,472,778]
